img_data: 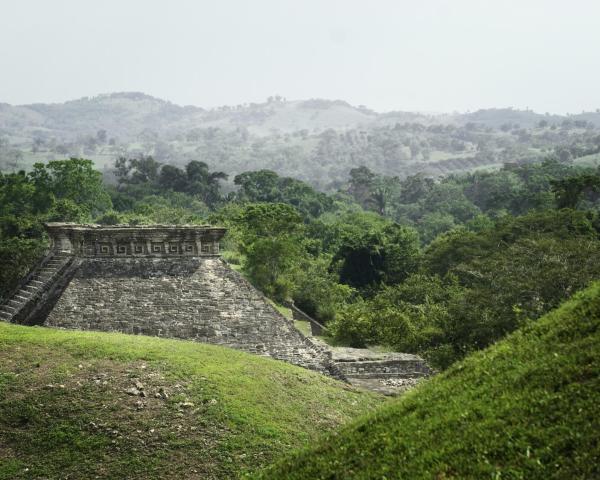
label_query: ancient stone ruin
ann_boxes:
[0,223,431,391]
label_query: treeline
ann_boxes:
[329,209,600,367]
[5,110,599,191]
[344,159,600,242]
[2,155,600,369]
[154,121,600,190]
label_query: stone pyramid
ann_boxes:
[0,223,339,377]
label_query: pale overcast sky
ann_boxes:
[1,0,599,113]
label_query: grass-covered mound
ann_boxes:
[255,282,600,479]
[0,324,381,480]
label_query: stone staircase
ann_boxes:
[300,334,432,395]
[328,347,432,395]
[0,252,74,324]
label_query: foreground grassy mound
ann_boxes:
[0,324,381,479]
[256,283,600,479]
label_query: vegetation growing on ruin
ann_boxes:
[0,323,381,480]
[254,281,600,480]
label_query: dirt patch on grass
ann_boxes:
[0,345,230,479]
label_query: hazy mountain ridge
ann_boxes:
[3,92,599,141]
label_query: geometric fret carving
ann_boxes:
[44,223,225,258]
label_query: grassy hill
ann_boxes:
[254,282,600,480]
[0,323,381,479]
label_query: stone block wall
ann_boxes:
[334,359,431,378]
[44,223,226,257]
[330,347,431,379]
[44,257,335,375]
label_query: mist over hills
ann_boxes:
[0,92,452,140]
[4,91,599,139]
[1,92,599,189]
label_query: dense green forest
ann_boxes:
[2,152,600,369]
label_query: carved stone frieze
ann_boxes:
[44,223,225,257]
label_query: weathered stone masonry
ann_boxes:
[44,222,225,257]
[0,223,341,377]
[1,223,432,389]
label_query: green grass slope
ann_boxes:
[255,282,600,480]
[0,324,381,480]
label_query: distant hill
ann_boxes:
[1,93,599,188]
[256,282,600,479]
[2,92,598,140]
[0,322,380,479]
[0,92,444,141]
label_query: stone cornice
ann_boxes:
[44,223,227,257]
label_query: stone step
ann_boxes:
[14,294,31,302]
[0,311,12,320]
[37,274,56,279]
[8,299,24,307]
[34,273,54,280]
[23,285,39,292]
[1,304,17,313]
[35,271,54,277]
[341,373,426,379]
[30,280,44,286]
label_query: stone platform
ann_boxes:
[0,224,342,378]
[329,347,431,395]
[0,223,432,392]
